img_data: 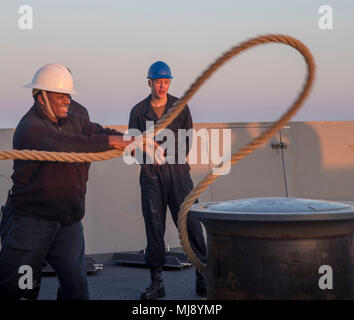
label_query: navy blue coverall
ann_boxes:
[128,94,207,267]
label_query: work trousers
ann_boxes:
[140,164,207,267]
[0,213,88,300]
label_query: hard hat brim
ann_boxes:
[23,84,78,95]
[147,76,173,79]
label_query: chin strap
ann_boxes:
[41,90,57,121]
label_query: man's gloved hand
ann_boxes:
[122,135,165,165]
[108,136,129,151]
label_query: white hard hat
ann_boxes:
[23,63,78,95]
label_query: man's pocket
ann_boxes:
[5,215,56,251]
[0,200,14,239]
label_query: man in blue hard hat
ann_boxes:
[128,61,207,300]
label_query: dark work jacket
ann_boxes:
[128,94,193,168]
[10,100,123,225]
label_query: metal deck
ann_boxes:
[37,253,203,300]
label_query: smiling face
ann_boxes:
[149,78,171,100]
[47,92,71,118]
[39,91,71,119]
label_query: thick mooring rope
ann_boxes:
[0,34,315,274]
[0,149,124,162]
[175,34,315,274]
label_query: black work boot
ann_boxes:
[56,287,62,301]
[195,270,207,298]
[141,267,166,300]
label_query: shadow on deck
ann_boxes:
[38,253,203,300]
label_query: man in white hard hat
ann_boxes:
[0,63,163,300]
[0,87,92,300]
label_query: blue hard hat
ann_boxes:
[147,61,173,79]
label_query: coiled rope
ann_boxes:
[0,34,315,274]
